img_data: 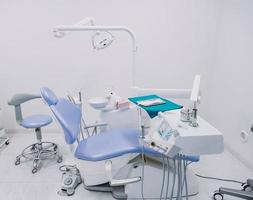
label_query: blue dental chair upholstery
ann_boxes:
[20,115,52,128]
[75,128,163,161]
[40,87,162,161]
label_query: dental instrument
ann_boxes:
[189,74,201,127]
[179,75,201,127]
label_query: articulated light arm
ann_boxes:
[53,25,137,86]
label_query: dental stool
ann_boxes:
[8,94,62,173]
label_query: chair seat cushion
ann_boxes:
[75,129,161,161]
[21,115,52,128]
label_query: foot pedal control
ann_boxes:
[57,165,82,196]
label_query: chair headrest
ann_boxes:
[40,87,58,106]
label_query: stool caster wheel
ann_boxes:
[5,141,9,145]
[57,156,63,163]
[67,188,75,196]
[32,159,40,173]
[213,190,223,200]
[15,158,21,166]
[32,168,38,174]
[242,183,252,192]
[54,145,58,152]
[30,145,36,151]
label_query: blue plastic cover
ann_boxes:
[75,128,200,162]
[75,128,162,161]
[174,154,200,162]
[128,95,183,118]
[40,87,58,106]
[21,114,52,128]
[40,87,81,144]
[51,98,81,144]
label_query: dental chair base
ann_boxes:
[126,158,198,199]
[84,183,128,199]
[77,153,137,186]
[81,157,198,199]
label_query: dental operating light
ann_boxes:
[91,31,115,50]
[53,17,137,86]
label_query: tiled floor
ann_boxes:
[0,132,252,200]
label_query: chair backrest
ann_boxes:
[40,87,81,144]
[8,94,41,124]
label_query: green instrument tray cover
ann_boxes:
[128,94,183,118]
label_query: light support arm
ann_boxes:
[53,25,137,86]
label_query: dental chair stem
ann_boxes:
[105,160,141,187]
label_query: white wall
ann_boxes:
[0,0,221,131]
[204,0,253,169]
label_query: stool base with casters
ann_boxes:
[8,93,63,174]
[213,179,253,200]
[14,128,63,173]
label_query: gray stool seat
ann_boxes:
[21,115,52,128]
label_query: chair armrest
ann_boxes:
[84,122,108,129]
[8,94,41,124]
[8,94,41,106]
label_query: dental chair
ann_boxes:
[8,94,62,173]
[40,87,159,198]
[40,87,200,199]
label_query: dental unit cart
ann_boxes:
[126,96,224,199]
[143,109,224,156]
